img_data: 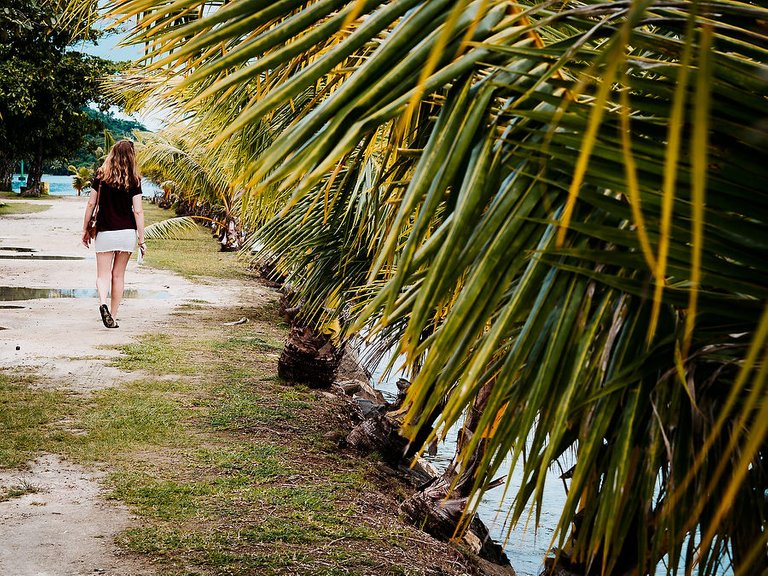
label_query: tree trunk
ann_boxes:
[400,486,513,570]
[220,216,241,251]
[399,381,514,567]
[277,324,343,387]
[346,411,409,465]
[21,146,44,197]
[345,377,446,465]
[0,154,14,191]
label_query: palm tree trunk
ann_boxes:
[277,324,343,387]
[400,381,512,567]
[220,216,241,251]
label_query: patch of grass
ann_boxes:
[118,525,217,556]
[0,202,51,215]
[70,386,186,461]
[109,472,217,520]
[0,191,60,201]
[119,525,313,573]
[208,383,312,429]
[141,202,254,281]
[109,334,197,375]
[0,375,72,468]
[240,516,320,544]
[195,443,291,481]
[0,480,42,502]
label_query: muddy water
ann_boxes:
[0,254,86,260]
[0,287,170,301]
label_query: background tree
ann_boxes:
[0,0,113,195]
[48,109,145,176]
[68,165,92,196]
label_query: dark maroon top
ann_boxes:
[91,174,142,232]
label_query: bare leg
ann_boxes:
[96,251,115,306]
[110,251,132,320]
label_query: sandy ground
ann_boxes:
[0,455,154,576]
[0,196,269,575]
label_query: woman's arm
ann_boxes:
[132,194,146,254]
[81,191,99,247]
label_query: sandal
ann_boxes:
[99,304,119,329]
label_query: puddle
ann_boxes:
[0,247,36,253]
[0,287,170,301]
[0,255,85,261]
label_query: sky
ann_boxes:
[74,22,169,131]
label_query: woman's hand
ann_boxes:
[138,241,147,256]
[82,229,92,248]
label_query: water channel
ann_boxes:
[0,287,170,302]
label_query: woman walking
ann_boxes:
[81,140,146,328]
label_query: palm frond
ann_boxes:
[144,216,209,240]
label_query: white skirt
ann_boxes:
[94,229,137,253]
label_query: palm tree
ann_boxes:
[98,1,768,574]
[68,164,92,196]
[135,128,249,250]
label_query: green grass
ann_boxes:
[0,191,59,201]
[108,334,199,375]
[109,472,219,520]
[0,245,475,574]
[141,202,255,281]
[0,375,72,468]
[0,480,41,502]
[68,383,187,462]
[0,312,465,575]
[0,202,51,215]
[208,383,312,429]
[195,443,291,481]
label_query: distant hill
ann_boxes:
[44,108,147,175]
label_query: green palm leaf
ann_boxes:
[144,216,208,240]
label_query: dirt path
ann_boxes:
[0,454,154,576]
[0,196,270,575]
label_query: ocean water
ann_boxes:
[10,174,161,196]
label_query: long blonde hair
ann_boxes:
[99,140,141,189]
